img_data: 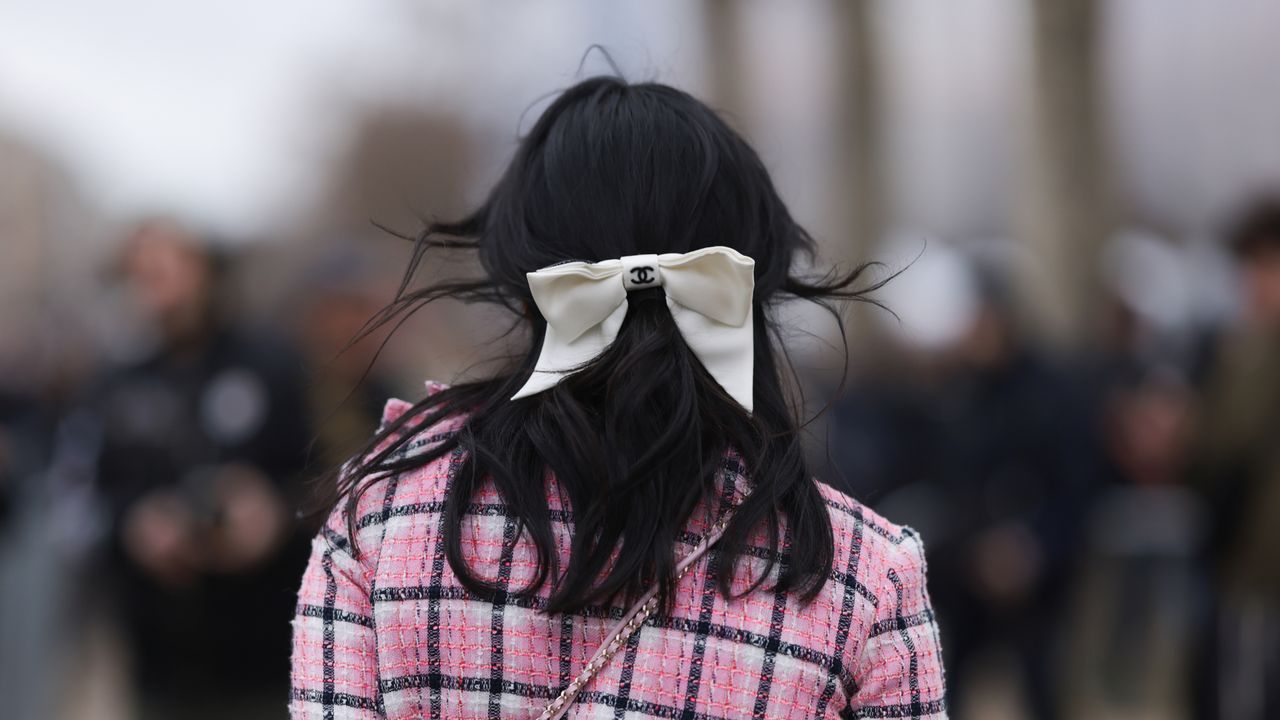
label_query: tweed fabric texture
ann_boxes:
[290,384,947,719]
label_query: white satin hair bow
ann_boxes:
[511,246,756,412]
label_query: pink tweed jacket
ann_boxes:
[290,384,947,719]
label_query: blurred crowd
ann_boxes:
[1,199,1278,720]
[0,220,400,720]
[827,199,1280,718]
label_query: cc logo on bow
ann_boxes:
[629,266,656,285]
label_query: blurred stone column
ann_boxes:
[701,0,886,376]
[832,0,885,270]
[821,0,887,361]
[703,0,884,269]
[703,0,745,124]
[1016,0,1111,348]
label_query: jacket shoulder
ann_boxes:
[814,482,942,698]
[318,381,463,564]
[816,481,927,556]
[815,481,934,624]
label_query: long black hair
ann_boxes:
[330,76,885,614]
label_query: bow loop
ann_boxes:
[657,247,754,327]
[525,260,627,343]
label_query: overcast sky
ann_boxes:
[0,0,706,236]
[0,0,406,233]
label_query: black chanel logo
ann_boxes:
[629,266,656,284]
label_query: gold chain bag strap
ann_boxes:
[537,505,739,720]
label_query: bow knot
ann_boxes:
[511,246,756,412]
[621,254,661,290]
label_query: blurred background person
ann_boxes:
[0,383,61,720]
[830,255,1099,720]
[291,249,397,478]
[1071,363,1202,719]
[1187,198,1280,720]
[85,219,311,720]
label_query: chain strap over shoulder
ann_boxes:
[537,505,739,720]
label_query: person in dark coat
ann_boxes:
[90,219,312,719]
[1187,199,1280,719]
[831,269,1099,720]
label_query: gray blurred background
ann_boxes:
[2,1,1279,719]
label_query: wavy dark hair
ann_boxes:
[330,76,886,614]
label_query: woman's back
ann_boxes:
[290,76,947,718]
[290,387,946,719]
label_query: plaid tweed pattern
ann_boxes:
[291,386,947,719]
